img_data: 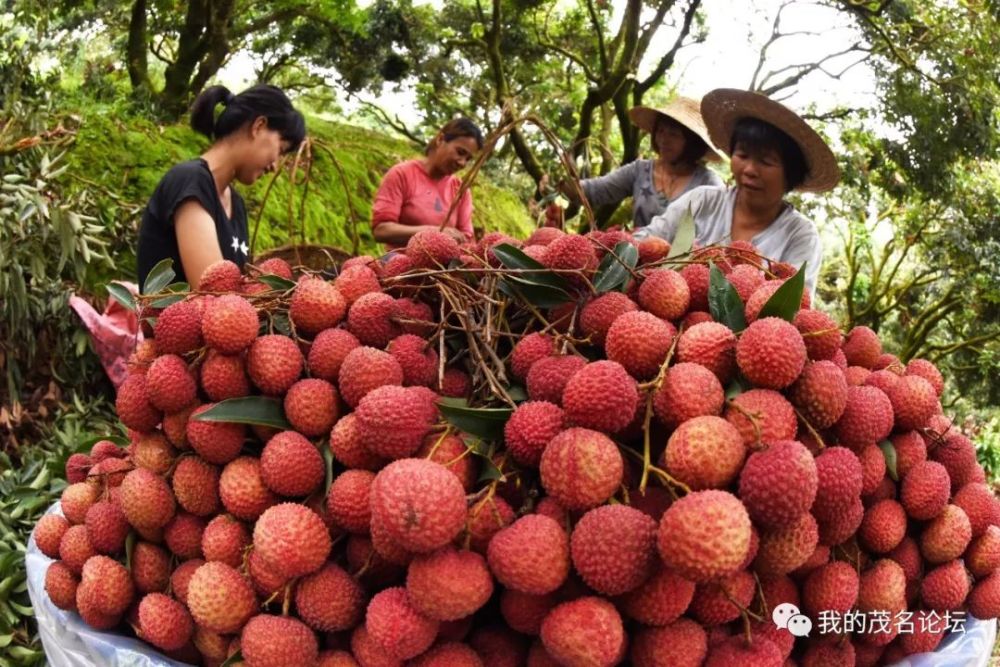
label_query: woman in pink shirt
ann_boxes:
[371,118,484,249]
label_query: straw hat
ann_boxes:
[700,88,840,193]
[628,97,724,162]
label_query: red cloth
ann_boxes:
[69,282,142,390]
[371,159,474,249]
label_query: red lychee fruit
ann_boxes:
[202,294,259,353]
[488,514,569,595]
[657,490,752,583]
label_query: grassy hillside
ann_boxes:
[65,111,534,276]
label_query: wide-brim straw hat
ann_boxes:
[628,97,724,163]
[700,88,840,193]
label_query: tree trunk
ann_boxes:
[159,0,235,117]
[126,0,151,97]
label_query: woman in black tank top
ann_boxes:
[136,85,305,290]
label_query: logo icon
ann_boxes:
[772,602,812,637]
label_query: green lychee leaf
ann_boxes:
[105,282,136,312]
[708,263,747,333]
[437,399,512,441]
[879,439,899,481]
[666,206,696,259]
[258,274,297,291]
[493,243,572,291]
[507,385,529,403]
[498,278,573,309]
[321,442,334,495]
[193,397,291,430]
[142,258,177,295]
[757,262,807,322]
[477,457,507,483]
[220,650,243,667]
[593,242,639,293]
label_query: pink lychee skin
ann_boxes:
[561,361,639,434]
[540,596,625,667]
[487,514,570,595]
[735,317,808,389]
[368,458,468,553]
[657,490,752,583]
[570,504,658,595]
[539,427,624,510]
[252,503,332,579]
[365,586,439,660]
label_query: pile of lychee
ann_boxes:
[32,226,1000,667]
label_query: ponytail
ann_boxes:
[190,84,306,151]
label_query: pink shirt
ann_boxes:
[371,159,474,249]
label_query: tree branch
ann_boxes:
[635,0,703,98]
[355,98,425,148]
[586,0,609,76]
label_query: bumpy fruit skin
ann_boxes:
[406,547,494,621]
[921,504,973,564]
[58,525,96,574]
[500,590,558,635]
[579,292,638,346]
[290,277,347,336]
[260,430,325,497]
[199,350,250,401]
[369,458,467,553]
[61,482,99,525]
[153,300,203,355]
[921,559,970,612]
[793,308,842,360]
[724,388,797,447]
[466,495,515,554]
[736,317,807,389]
[85,501,129,555]
[744,279,810,323]
[932,433,978,490]
[198,259,242,292]
[966,525,1000,578]
[676,322,737,383]
[120,468,176,530]
[789,360,848,429]
[570,505,657,595]
[859,499,908,553]
[202,294,259,353]
[657,490,752,583]
[45,561,79,611]
[338,346,404,408]
[145,354,197,414]
[539,427,623,510]
[631,619,707,667]
[171,456,220,517]
[953,483,1000,537]
[355,385,437,460]
[115,375,163,432]
[503,401,564,467]
[295,563,365,632]
[811,447,864,521]
[253,503,332,578]
[705,635,782,667]
[663,415,745,491]
[833,385,894,449]
[406,229,462,268]
[540,597,624,667]
[409,642,482,667]
[186,562,257,634]
[689,570,756,625]
[366,587,439,660]
[969,571,1000,619]
[620,566,696,626]
[247,334,303,395]
[753,512,819,576]
[900,460,950,520]
[138,593,193,652]
[652,362,724,428]
[200,514,250,568]
[187,403,246,465]
[511,332,555,380]
[906,358,945,396]
[387,334,439,387]
[885,374,939,430]
[348,292,402,347]
[488,515,569,595]
[738,439,818,529]
[525,355,586,405]
[328,413,384,471]
[605,311,675,380]
[562,361,638,434]
[80,555,134,616]
[326,469,375,534]
[241,614,320,667]
[33,514,69,559]
[307,328,361,382]
[842,326,882,368]
[638,268,690,321]
[333,264,381,305]
[802,561,859,617]
[542,234,597,272]
[219,456,279,521]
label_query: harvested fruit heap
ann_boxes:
[33,225,1000,667]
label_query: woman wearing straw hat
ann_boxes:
[634,89,840,296]
[560,97,724,228]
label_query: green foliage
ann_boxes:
[973,413,1000,485]
[0,394,119,667]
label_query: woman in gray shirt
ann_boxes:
[573,97,724,228]
[635,89,840,297]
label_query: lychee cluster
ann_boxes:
[33,236,1000,667]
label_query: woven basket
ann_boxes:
[254,244,353,272]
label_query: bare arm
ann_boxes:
[373,222,466,245]
[175,199,224,289]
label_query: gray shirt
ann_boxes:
[580,160,723,228]
[634,186,823,296]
